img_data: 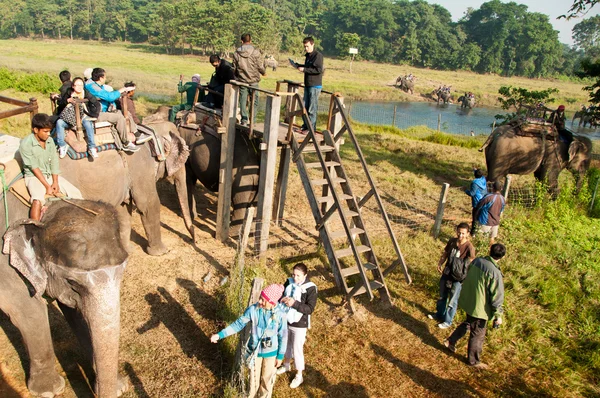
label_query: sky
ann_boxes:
[425,0,600,46]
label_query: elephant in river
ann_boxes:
[395,76,415,94]
[485,124,592,192]
[0,199,129,397]
[572,109,598,129]
[458,94,475,109]
[434,88,451,104]
[59,131,192,255]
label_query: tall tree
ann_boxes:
[573,15,600,57]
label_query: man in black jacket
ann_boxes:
[294,37,324,132]
[207,55,234,109]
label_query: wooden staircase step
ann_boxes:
[311,177,345,186]
[305,161,340,169]
[329,227,365,239]
[335,245,371,259]
[340,262,377,278]
[303,145,335,153]
[350,280,385,296]
[316,194,353,204]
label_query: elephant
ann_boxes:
[265,55,278,72]
[572,110,598,128]
[458,94,475,109]
[0,198,129,397]
[176,110,260,235]
[434,88,451,104]
[395,76,415,95]
[59,130,192,255]
[485,124,593,192]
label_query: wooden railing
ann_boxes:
[0,96,38,121]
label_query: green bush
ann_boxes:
[0,68,17,91]
[0,67,58,94]
[587,167,600,218]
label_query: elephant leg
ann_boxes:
[186,163,198,221]
[130,184,168,256]
[116,204,132,252]
[57,303,129,397]
[0,269,65,397]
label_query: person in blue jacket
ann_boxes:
[211,284,287,398]
[465,168,487,234]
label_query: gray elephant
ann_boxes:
[178,112,260,235]
[572,109,598,128]
[59,132,192,255]
[485,124,592,191]
[0,198,129,397]
[435,88,451,104]
[395,76,414,95]
[458,93,475,109]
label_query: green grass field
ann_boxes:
[0,39,599,398]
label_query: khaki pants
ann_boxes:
[97,111,137,146]
[248,356,277,398]
[25,175,83,205]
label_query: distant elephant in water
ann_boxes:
[458,94,475,109]
[434,88,451,104]
[571,109,598,129]
[0,199,129,397]
[395,76,415,95]
[485,124,592,192]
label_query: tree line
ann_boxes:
[0,0,596,78]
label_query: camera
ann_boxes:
[261,337,272,348]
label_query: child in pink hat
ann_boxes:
[211,284,287,398]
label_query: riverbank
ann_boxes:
[0,39,592,110]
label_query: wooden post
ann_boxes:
[216,83,239,242]
[28,98,38,120]
[437,114,441,131]
[502,176,511,203]
[392,105,397,127]
[589,177,599,212]
[255,94,282,258]
[432,183,449,238]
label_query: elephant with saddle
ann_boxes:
[395,76,415,95]
[458,94,475,109]
[572,109,598,129]
[59,126,192,254]
[0,198,129,397]
[485,123,592,192]
[434,88,451,104]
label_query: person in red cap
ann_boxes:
[211,283,287,398]
[551,105,566,131]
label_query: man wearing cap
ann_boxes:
[169,74,204,123]
[211,284,287,398]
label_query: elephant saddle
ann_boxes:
[509,119,558,141]
[0,135,30,204]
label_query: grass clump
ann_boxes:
[421,132,482,149]
[0,68,57,94]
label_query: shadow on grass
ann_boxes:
[137,286,222,379]
[124,362,150,398]
[0,369,21,398]
[295,364,369,398]
[0,311,30,387]
[371,344,482,397]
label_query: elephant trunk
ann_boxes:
[80,265,125,398]
[174,167,195,240]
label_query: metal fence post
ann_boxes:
[437,114,441,131]
[392,105,397,127]
[432,183,449,238]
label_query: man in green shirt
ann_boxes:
[169,74,203,122]
[20,113,82,220]
[444,243,506,369]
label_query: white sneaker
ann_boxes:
[276,366,288,375]
[438,322,451,329]
[88,147,99,159]
[135,132,153,144]
[290,374,303,389]
[58,146,68,159]
[123,142,139,152]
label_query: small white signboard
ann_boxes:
[349,47,358,54]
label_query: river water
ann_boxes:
[345,101,600,140]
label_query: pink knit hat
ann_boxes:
[261,284,284,305]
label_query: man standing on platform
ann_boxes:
[293,37,324,133]
[233,33,266,126]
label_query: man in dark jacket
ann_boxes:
[294,37,324,132]
[444,244,505,369]
[475,180,505,244]
[207,55,235,109]
[233,33,266,126]
[465,168,487,234]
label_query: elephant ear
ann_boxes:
[568,140,584,163]
[164,131,190,177]
[2,219,47,299]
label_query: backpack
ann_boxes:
[447,247,470,282]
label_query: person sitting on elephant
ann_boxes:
[118,82,154,145]
[51,70,72,115]
[169,74,203,122]
[55,77,101,159]
[549,105,566,131]
[20,113,83,221]
[206,55,235,109]
[85,67,146,152]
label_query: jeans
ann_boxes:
[435,276,462,325]
[448,314,488,365]
[303,86,321,130]
[239,83,259,123]
[55,118,96,149]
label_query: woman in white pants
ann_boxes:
[277,263,318,389]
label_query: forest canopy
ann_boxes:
[0,0,594,78]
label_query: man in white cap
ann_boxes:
[169,74,204,122]
[83,68,93,85]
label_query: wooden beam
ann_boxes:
[256,95,282,258]
[0,105,37,120]
[216,83,239,242]
[0,95,30,107]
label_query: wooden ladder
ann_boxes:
[281,91,411,309]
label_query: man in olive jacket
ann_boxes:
[444,243,505,369]
[233,33,266,126]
